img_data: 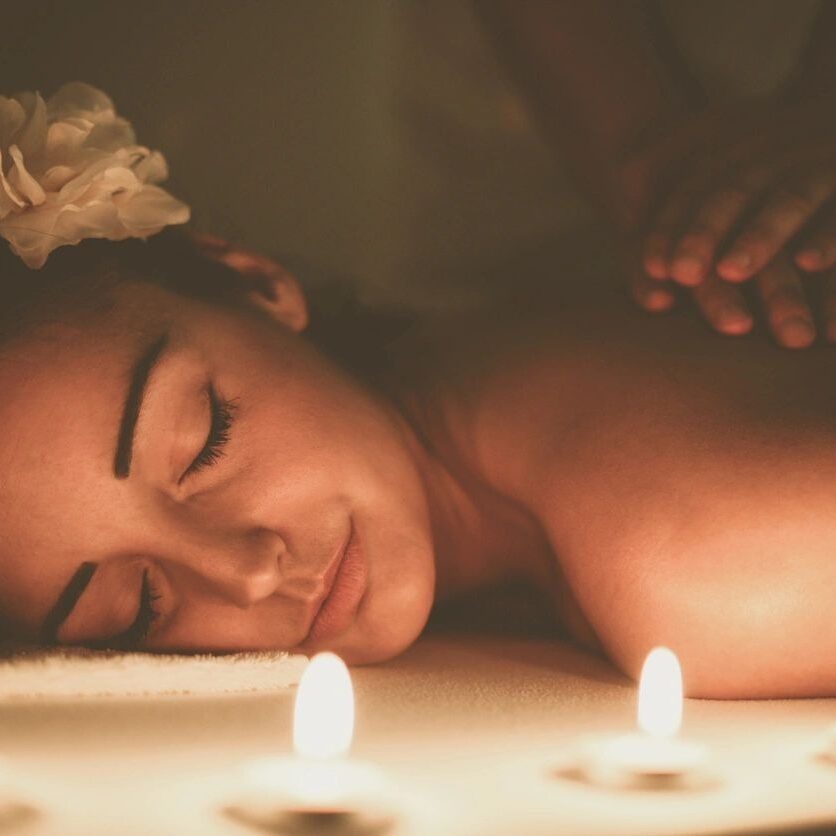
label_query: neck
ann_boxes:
[394,411,552,601]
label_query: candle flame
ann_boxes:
[637,646,683,738]
[293,652,354,760]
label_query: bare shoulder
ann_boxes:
[404,295,836,698]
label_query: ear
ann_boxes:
[240,255,309,333]
[193,234,309,332]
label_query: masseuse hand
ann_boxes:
[626,102,836,347]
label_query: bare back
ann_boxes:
[396,283,836,698]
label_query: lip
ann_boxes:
[304,522,367,645]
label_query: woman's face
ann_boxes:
[0,278,435,662]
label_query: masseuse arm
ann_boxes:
[474,0,692,230]
[637,5,836,346]
[474,0,761,335]
[437,297,836,699]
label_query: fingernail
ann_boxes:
[718,306,753,334]
[644,289,674,311]
[796,248,822,269]
[719,251,753,279]
[644,256,668,280]
[671,255,704,286]
[778,317,816,348]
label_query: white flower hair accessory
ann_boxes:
[0,82,190,269]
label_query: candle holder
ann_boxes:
[224,653,397,834]
[818,723,836,766]
[224,760,394,835]
[566,647,716,791]
[575,731,710,790]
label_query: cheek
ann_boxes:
[330,440,436,663]
[153,589,313,652]
[204,317,436,656]
[355,522,435,662]
[227,338,401,501]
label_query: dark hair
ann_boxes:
[0,229,415,380]
[0,230,253,344]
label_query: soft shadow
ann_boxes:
[427,581,627,689]
[0,802,38,834]
[223,804,393,836]
[0,692,293,754]
[549,762,722,793]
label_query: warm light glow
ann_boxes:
[293,652,354,760]
[637,646,683,738]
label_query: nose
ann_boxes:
[174,527,285,607]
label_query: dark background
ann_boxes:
[0,1,819,310]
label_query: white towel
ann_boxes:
[0,645,308,700]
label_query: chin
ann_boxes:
[337,625,422,665]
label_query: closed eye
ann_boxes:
[110,569,161,650]
[180,386,237,482]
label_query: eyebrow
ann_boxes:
[40,561,97,643]
[113,333,169,479]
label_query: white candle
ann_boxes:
[577,647,711,789]
[225,653,394,832]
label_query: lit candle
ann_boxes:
[225,652,394,833]
[577,647,711,789]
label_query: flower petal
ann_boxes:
[40,164,81,192]
[1,81,191,267]
[0,96,25,150]
[85,118,136,151]
[131,149,168,184]
[53,199,121,243]
[0,204,64,268]
[47,82,114,122]
[117,185,190,232]
[44,120,90,162]
[0,148,26,216]
[8,145,46,206]
[58,154,132,203]
[13,92,47,162]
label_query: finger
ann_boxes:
[630,268,676,312]
[659,136,785,285]
[795,204,836,271]
[669,183,756,287]
[718,167,836,282]
[650,157,770,286]
[643,198,690,281]
[644,124,811,284]
[690,271,753,335]
[756,258,816,348]
[642,179,706,281]
[641,146,727,282]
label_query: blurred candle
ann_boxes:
[578,647,710,789]
[225,653,394,833]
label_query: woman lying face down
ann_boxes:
[4,231,836,701]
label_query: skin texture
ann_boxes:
[0,276,438,664]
